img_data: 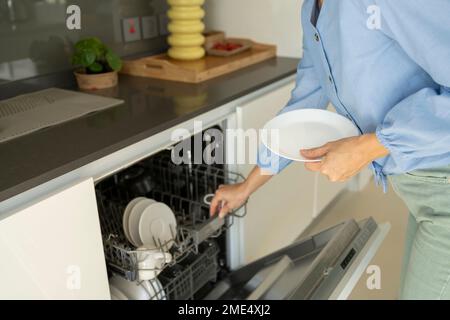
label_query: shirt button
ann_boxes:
[314,33,320,42]
[328,75,333,83]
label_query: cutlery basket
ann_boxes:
[156,241,220,300]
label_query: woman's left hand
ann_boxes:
[301,133,389,182]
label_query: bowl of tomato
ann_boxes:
[205,38,253,57]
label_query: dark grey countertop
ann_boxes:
[0,57,298,203]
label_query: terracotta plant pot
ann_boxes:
[74,70,118,90]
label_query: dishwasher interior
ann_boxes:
[95,125,245,300]
[94,125,389,301]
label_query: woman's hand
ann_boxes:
[301,133,389,182]
[209,183,250,219]
[209,166,273,218]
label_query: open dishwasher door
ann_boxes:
[205,217,390,300]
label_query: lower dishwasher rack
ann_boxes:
[158,241,220,300]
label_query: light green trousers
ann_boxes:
[389,165,450,300]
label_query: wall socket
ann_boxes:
[122,17,142,42]
[141,16,159,39]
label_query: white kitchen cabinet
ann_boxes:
[0,179,110,300]
[347,167,373,193]
[236,81,318,264]
[312,104,354,217]
[313,175,347,218]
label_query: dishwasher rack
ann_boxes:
[157,241,220,300]
[96,151,245,283]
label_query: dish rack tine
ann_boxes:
[169,224,176,243]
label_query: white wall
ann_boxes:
[204,0,305,58]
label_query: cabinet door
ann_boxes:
[236,82,317,264]
[314,175,347,218]
[312,104,350,217]
[0,179,110,300]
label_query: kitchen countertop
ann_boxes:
[0,57,298,203]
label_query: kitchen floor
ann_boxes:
[303,179,409,300]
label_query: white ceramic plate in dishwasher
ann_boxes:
[110,275,166,300]
[128,199,156,247]
[261,109,360,162]
[138,202,177,250]
[143,278,167,301]
[123,197,147,243]
[110,284,129,300]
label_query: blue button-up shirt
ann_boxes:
[258,0,450,186]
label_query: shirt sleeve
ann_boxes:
[374,0,450,172]
[257,9,329,174]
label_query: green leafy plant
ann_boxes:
[71,37,122,74]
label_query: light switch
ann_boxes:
[158,14,170,36]
[122,17,141,42]
[142,15,158,39]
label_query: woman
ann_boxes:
[209,0,450,300]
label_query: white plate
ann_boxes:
[128,198,156,247]
[156,278,167,300]
[110,275,166,300]
[109,284,129,300]
[123,197,146,243]
[138,202,177,250]
[143,279,167,301]
[261,109,360,162]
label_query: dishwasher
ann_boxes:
[94,125,390,300]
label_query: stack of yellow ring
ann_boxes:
[167,0,206,61]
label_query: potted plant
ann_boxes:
[72,37,122,90]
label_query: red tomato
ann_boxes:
[213,42,243,52]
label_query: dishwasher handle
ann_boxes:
[203,194,248,218]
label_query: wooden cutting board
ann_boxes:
[120,40,277,84]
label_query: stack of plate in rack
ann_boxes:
[123,197,178,249]
[111,197,179,300]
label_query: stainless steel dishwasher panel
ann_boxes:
[205,217,390,300]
